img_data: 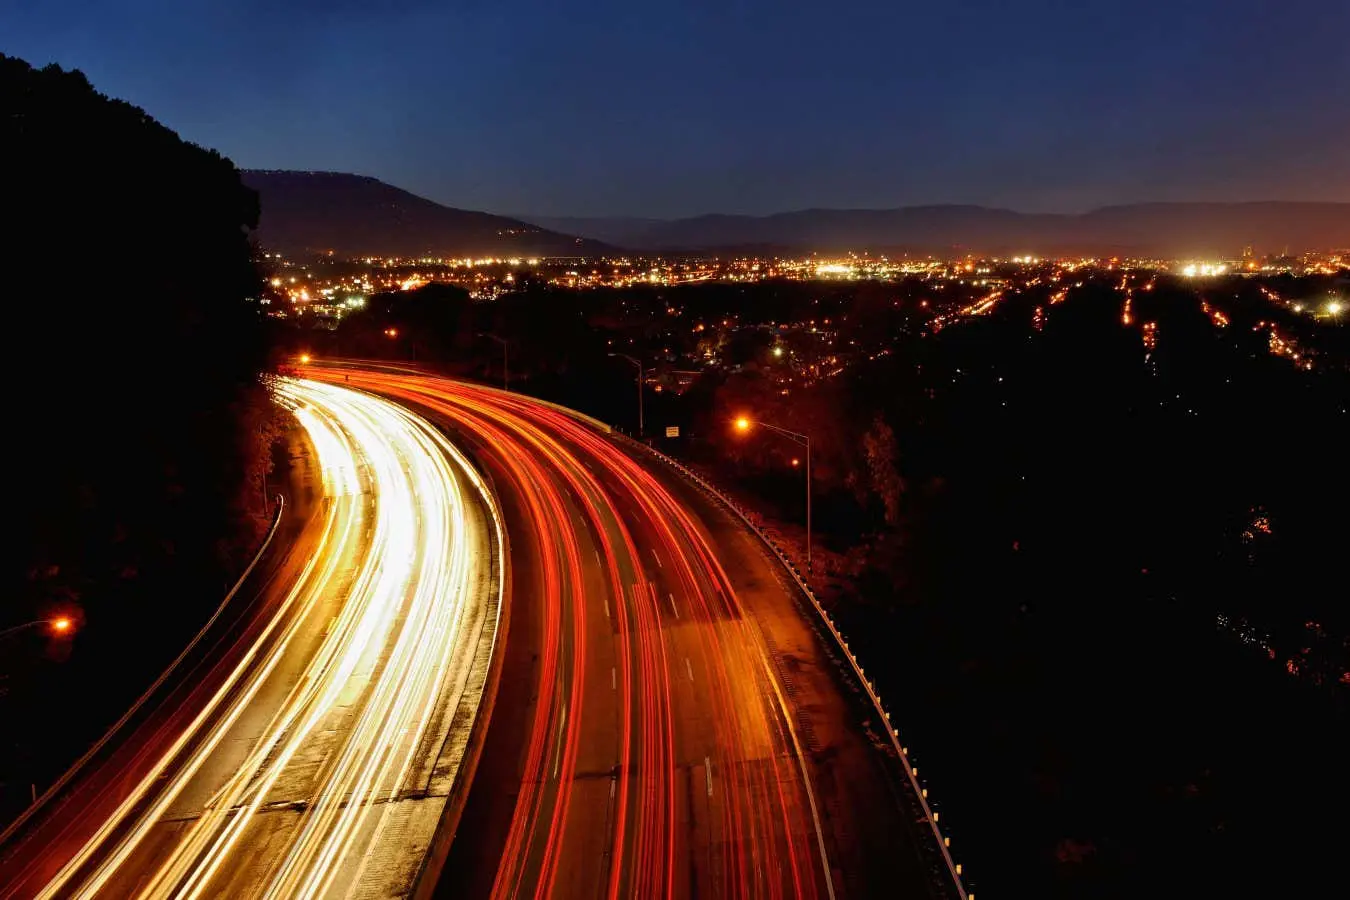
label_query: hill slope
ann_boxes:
[521,202,1350,257]
[243,170,607,258]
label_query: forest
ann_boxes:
[1,56,278,818]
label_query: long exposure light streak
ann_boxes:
[9,378,502,899]
[314,367,833,899]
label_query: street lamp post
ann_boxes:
[735,416,812,572]
[478,333,509,390]
[0,617,73,642]
[609,353,644,438]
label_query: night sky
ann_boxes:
[4,0,1347,217]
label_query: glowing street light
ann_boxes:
[298,353,311,365]
[732,415,813,572]
[0,617,76,641]
[1328,300,1344,318]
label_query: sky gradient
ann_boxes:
[4,0,1348,218]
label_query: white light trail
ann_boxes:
[36,378,502,899]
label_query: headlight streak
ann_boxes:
[319,369,832,900]
[26,378,502,899]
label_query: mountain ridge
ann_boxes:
[242,170,610,258]
[522,201,1350,256]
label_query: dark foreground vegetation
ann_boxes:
[1,56,277,818]
[290,266,1348,897]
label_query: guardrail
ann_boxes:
[0,495,287,849]
[615,435,973,900]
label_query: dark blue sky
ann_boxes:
[5,0,1348,217]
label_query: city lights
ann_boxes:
[1180,263,1228,277]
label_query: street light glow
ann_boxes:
[1328,300,1344,316]
[51,617,72,634]
[298,353,311,365]
[734,416,751,432]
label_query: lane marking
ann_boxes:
[651,549,663,568]
[553,703,567,781]
[668,592,680,619]
[705,756,713,797]
[611,667,617,691]
[685,658,694,682]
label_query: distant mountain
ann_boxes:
[518,215,666,247]
[242,171,609,258]
[519,203,1350,257]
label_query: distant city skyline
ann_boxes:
[4,0,1348,218]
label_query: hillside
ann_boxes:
[243,170,608,258]
[521,202,1350,257]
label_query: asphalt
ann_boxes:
[318,369,946,900]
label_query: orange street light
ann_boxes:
[1,617,76,641]
[298,353,311,365]
[731,416,813,572]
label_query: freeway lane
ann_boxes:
[315,367,940,899]
[0,379,503,899]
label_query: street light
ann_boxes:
[609,353,644,437]
[733,415,813,572]
[0,617,75,641]
[478,333,509,390]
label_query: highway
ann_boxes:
[313,366,943,900]
[0,378,503,899]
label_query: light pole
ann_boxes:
[734,416,812,572]
[478,333,509,390]
[609,353,644,437]
[0,617,74,642]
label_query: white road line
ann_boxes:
[552,704,567,781]
[685,658,694,682]
[668,592,680,619]
[705,757,713,797]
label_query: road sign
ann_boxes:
[665,426,680,438]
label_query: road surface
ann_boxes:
[312,366,945,900]
[0,378,503,899]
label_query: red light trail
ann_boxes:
[312,367,833,899]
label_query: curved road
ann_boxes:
[314,366,943,900]
[0,379,503,899]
